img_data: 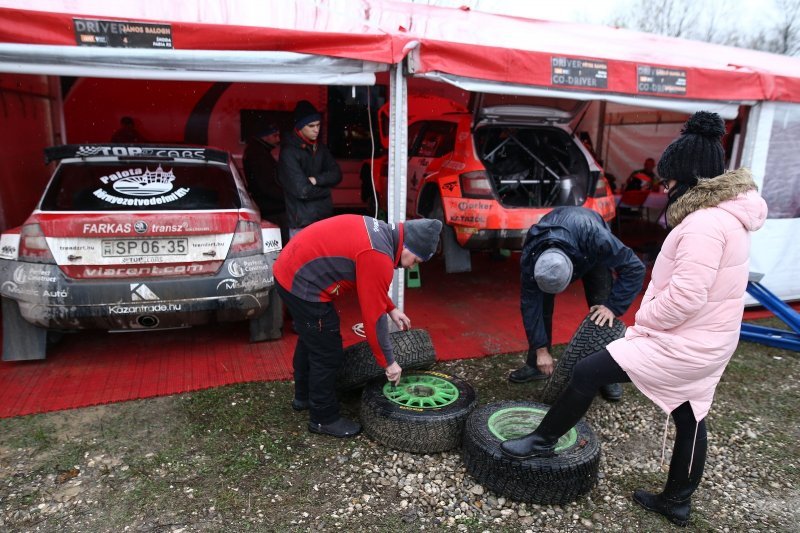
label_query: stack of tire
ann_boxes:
[335,313,626,505]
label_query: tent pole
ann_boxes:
[388,62,409,314]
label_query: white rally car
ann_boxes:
[0,144,283,361]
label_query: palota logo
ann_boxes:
[113,165,175,197]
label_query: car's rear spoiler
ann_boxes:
[44,144,229,164]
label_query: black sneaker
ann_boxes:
[600,383,623,402]
[308,418,361,438]
[508,364,548,383]
[291,398,309,411]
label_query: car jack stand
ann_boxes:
[740,273,800,351]
[406,264,421,288]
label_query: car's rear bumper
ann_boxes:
[455,228,528,250]
[0,254,276,330]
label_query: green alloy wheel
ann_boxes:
[360,371,477,453]
[337,329,436,391]
[463,400,601,505]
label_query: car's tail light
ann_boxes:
[18,224,55,263]
[229,220,263,257]
[460,171,494,199]
[593,174,610,198]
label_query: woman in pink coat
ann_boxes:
[501,111,768,527]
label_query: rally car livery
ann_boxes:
[0,144,283,361]
[363,95,616,273]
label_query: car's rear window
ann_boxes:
[41,161,241,211]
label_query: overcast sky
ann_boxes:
[413,0,781,35]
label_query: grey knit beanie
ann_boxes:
[403,219,443,261]
[534,248,573,294]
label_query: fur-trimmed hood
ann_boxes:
[667,167,767,230]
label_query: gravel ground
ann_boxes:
[1,347,798,532]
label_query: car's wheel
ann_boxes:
[337,328,436,391]
[360,370,477,453]
[249,288,283,342]
[462,400,601,505]
[1,298,48,361]
[430,194,471,273]
[540,312,627,405]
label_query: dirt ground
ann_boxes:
[0,326,798,532]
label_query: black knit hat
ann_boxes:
[404,219,443,261]
[657,111,726,187]
[293,100,321,130]
[257,123,279,137]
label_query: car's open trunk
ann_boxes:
[474,126,590,208]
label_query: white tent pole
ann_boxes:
[388,62,409,313]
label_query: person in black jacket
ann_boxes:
[243,123,288,242]
[509,206,645,402]
[278,100,342,238]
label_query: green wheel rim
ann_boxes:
[382,374,459,409]
[487,407,578,452]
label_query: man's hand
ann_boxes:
[385,361,402,385]
[536,347,554,376]
[589,304,615,327]
[388,308,411,331]
[308,176,317,185]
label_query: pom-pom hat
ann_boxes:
[657,111,726,187]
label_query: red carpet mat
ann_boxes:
[0,251,787,418]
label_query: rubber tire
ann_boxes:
[462,400,601,505]
[540,312,627,405]
[336,328,436,391]
[360,370,477,453]
[249,288,283,342]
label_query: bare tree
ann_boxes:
[609,0,800,56]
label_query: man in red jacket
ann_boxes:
[274,214,442,438]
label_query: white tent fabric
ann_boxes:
[0,43,385,84]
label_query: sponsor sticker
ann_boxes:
[130,283,160,301]
[92,165,190,207]
[109,303,182,315]
[0,233,20,260]
[13,265,58,284]
[262,228,282,253]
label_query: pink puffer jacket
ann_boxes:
[608,168,768,420]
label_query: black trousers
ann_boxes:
[570,348,707,460]
[276,283,343,425]
[526,264,612,365]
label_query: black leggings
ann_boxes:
[572,349,707,444]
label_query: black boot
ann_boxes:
[500,384,595,459]
[633,433,707,527]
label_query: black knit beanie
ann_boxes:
[293,100,321,130]
[658,111,725,187]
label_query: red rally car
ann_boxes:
[362,95,616,272]
[0,144,283,361]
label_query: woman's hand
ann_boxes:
[589,304,616,327]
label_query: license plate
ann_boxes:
[102,238,188,257]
